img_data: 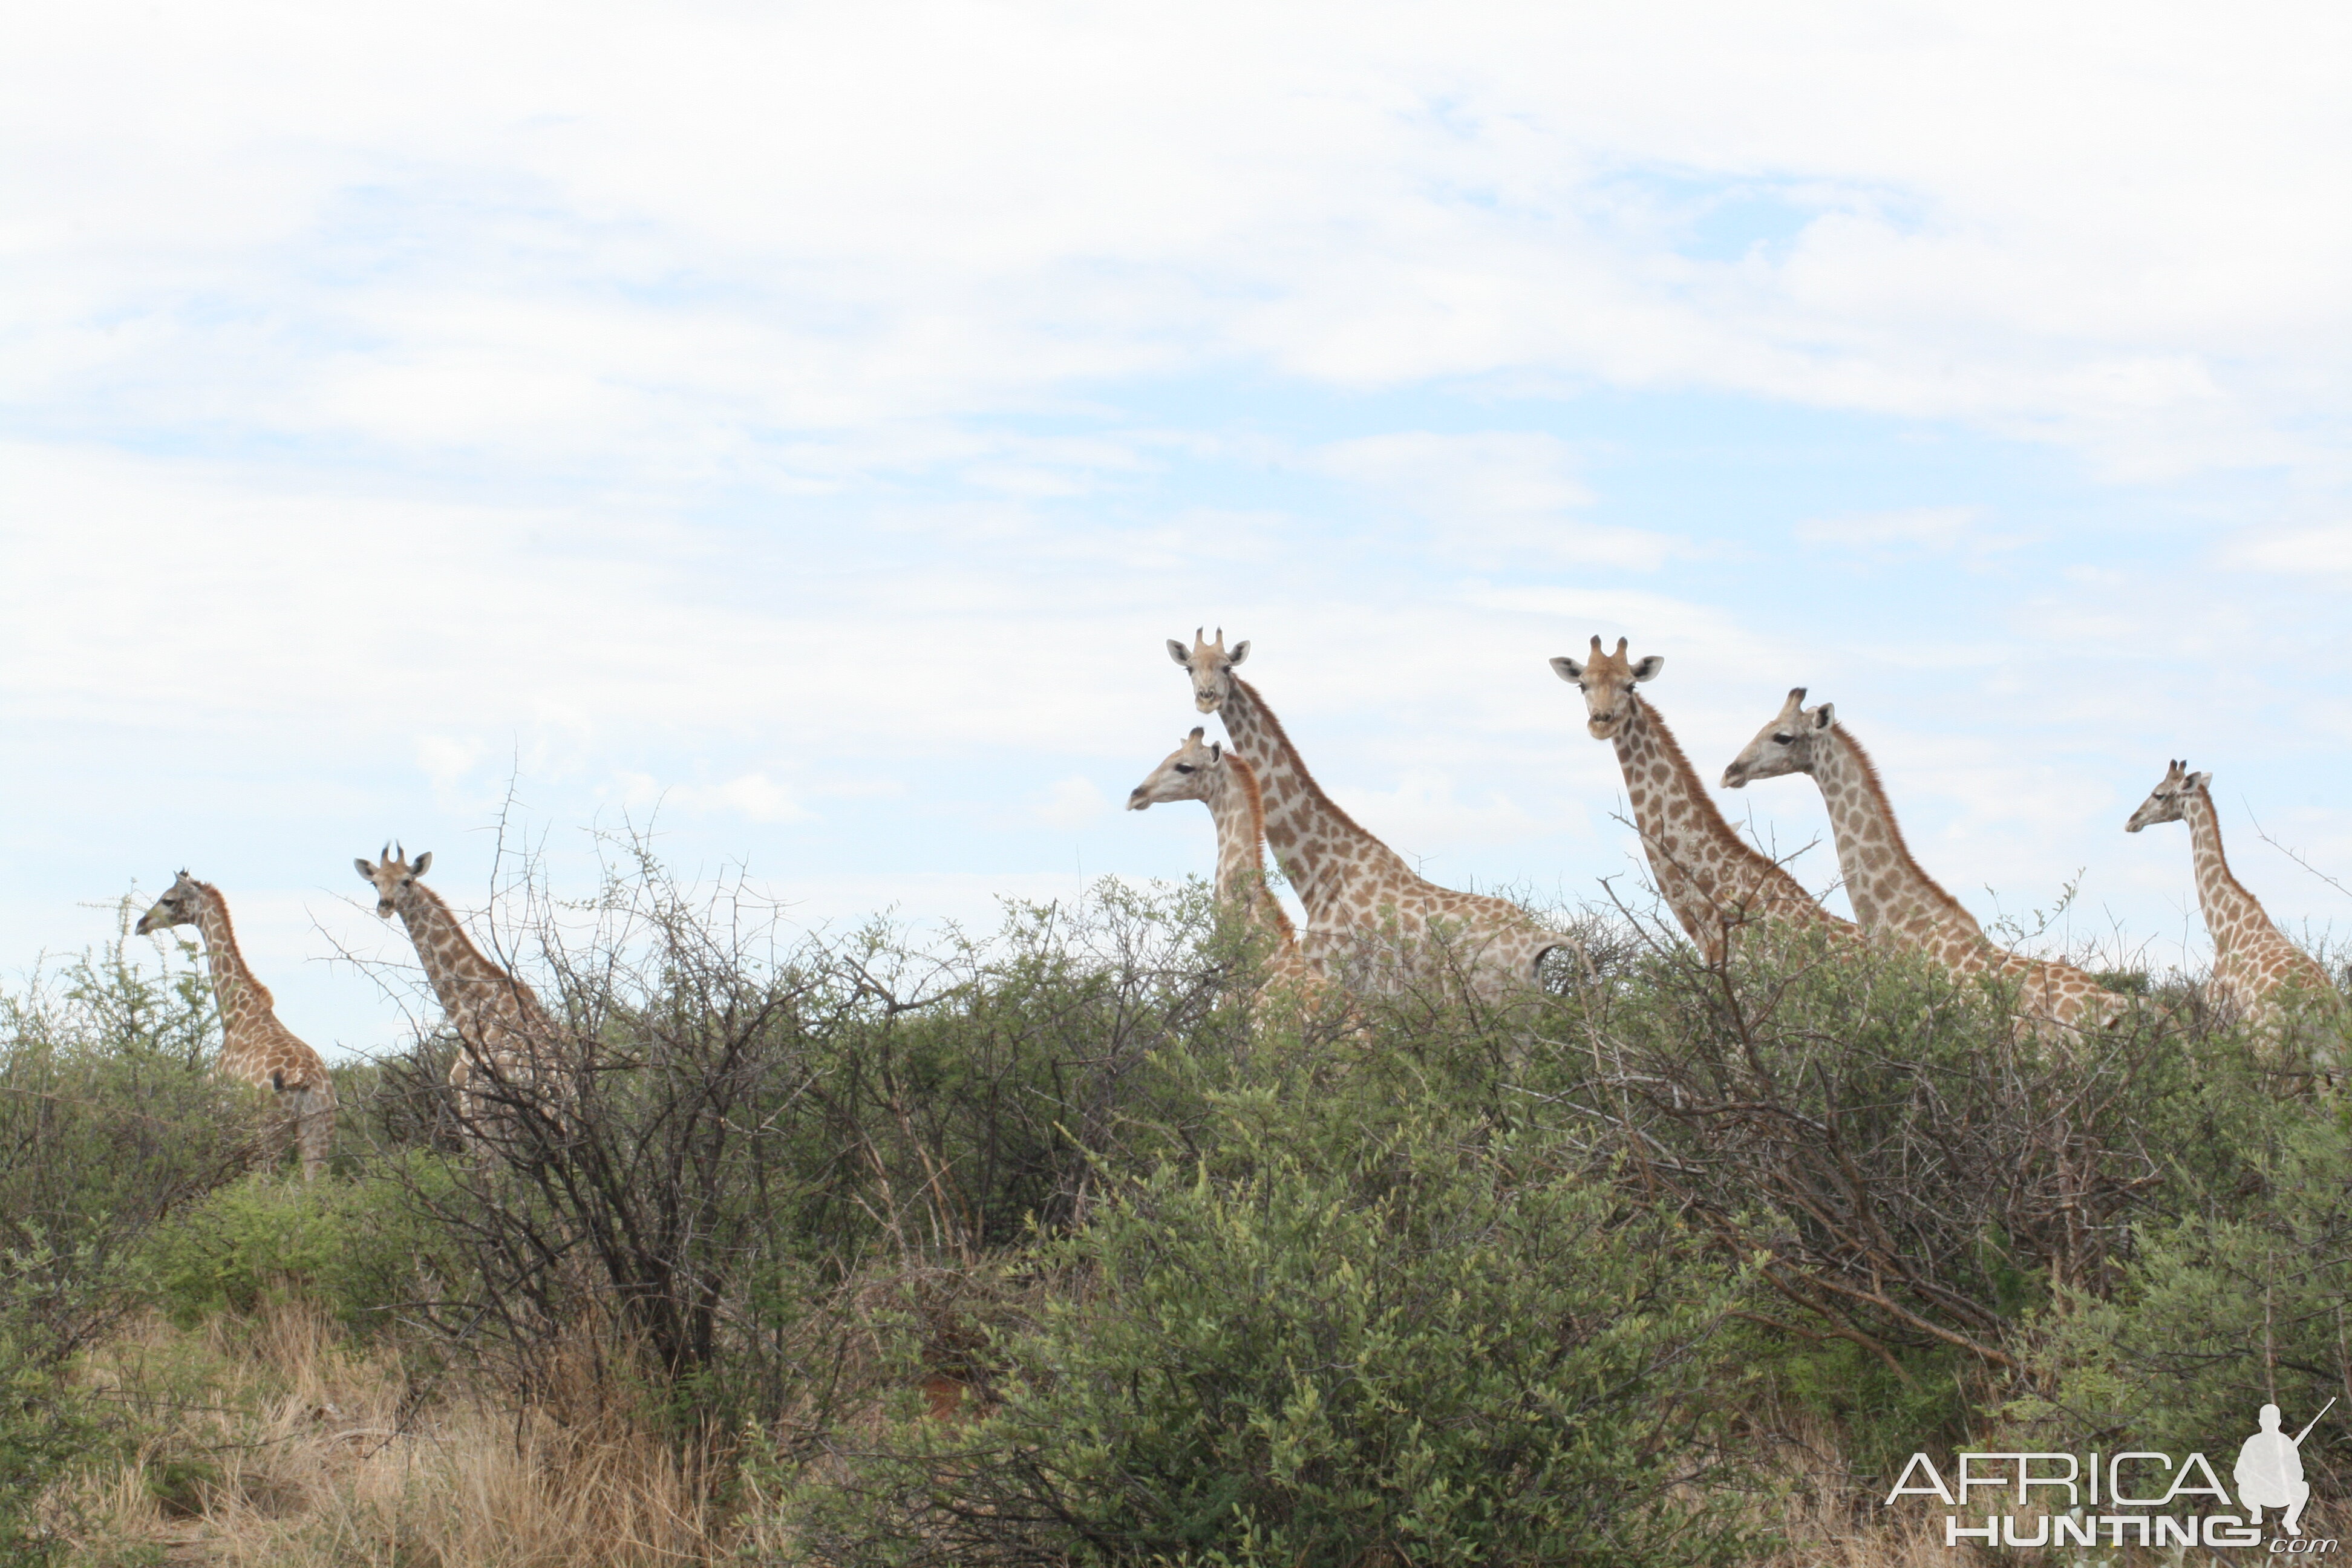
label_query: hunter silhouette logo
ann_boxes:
[2239,1399,2333,1538]
[1883,1399,2338,1551]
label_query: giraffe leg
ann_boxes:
[258,1087,298,1177]
[289,1082,336,1182]
[448,1051,488,1151]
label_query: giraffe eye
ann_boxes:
[1174,764,1195,774]
[1772,733,1792,745]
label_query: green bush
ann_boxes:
[0,911,252,1556]
[791,1033,1755,1567]
[366,869,1230,1436]
[11,861,2331,1561]
[1570,924,2201,1373]
[143,1163,458,1332]
[2016,1066,2352,1490]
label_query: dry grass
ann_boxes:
[1748,1469,1973,1568]
[43,1302,2302,1566]
[44,1305,728,1566]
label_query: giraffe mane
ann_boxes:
[1828,721,1981,928]
[402,878,509,976]
[189,878,276,1013]
[2179,772,2258,909]
[1222,751,1298,943]
[1636,698,1806,880]
[408,878,559,1031]
[1229,676,1385,852]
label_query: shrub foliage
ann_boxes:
[0,854,2346,1561]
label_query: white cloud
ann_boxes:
[1328,770,1540,859]
[667,774,814,826]
[2230,525,2352,578]
[10,3,2352,474]
[1791,505,2031,565]
[1307,431,1681,568]
[1033,776,1111,831]
[417,737,482,788]
[1796,506,1981,550]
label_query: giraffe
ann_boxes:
[136,873,336,1181]
[1549,637,1857,960]
[2125,760,2341,1030]
[1126,727,1324,995]
[354,846,566,1143]
[1721,688,2124,1036]
[1168,629,1570,995]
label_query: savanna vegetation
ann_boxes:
[1,845,2345,1564]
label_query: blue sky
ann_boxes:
[10,1,2352,1051]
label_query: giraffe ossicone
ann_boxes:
[136,872,336,1181]
[1169,627,1572,995]
[1722,688,2125,1039]
[2126,759,2340,1037]
[355,844,569,1145]
[1550,637,1856,961]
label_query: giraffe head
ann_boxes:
[1721,688,1834,789]
[134,870,204,936]
[1166,627,1251,714]
[2125,759,2211,832]
[1127,728,1223,810]
[1549,636,1663,740]
[354,844,435,917]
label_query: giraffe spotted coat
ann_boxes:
[136,874,336,1180]
[355,848,568,1143]
[1550,636,1858,962]
[1171,630,1574,996]
[2127,760,2342,1032]
[1723,689,2125,1039]
[1126,727,1326,998]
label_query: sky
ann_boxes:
[10,1,2352,1053]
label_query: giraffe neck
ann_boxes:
[1216,676,1415,923]
[1807,723,1980,940]
[188,883,275,1053]
[1612,698,1812,923]
[1207,755,1298,947]
[393,881,535,1019]
[2180,789,2270,960]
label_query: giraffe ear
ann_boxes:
[354,858,377,881]
[1210,741,1223,762]
[1628,655,1664,682]
[1166,638,1192,668]
[2186,771,2213,792]
[412,851,433,875]
[1549,655,1584,682]
[1812,702,1835,730]
[1226,639,1250,667]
